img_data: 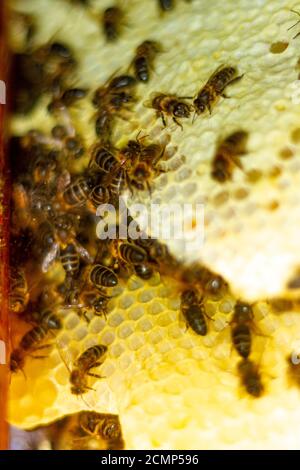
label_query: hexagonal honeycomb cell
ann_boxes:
[7,0,300,450]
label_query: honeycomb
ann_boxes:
[7,0,300,450]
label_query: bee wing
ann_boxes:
[12,183,30,210]
[74,239,94,264]
[57,169,71,193]
[209,64,226,81]
[230,154,243,170]
[55,341,73,374]
[143,91,160,108]
[41,242,60,273]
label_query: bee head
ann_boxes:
[173,102,190,118]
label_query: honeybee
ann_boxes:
[27,309,62,330]
[69,345,107,395]
[89,264,118,289]
[102,6,123,42]
[211,130,249,183]
[89,144,119,173]
[38,217,93,275]
[132,40,161,83]
[64,136,85,160]
[89,185,110,208]
[147,92,192,128]
[47,88,87,137]
[48,42,74,60]
[287,352,300,388]
[10,348,25,373]
[237,359,264,398]
[93,74,136,111]
[20,324,50,351]
[10,323,52,373]
[13,182,54,229]
[12,12,36,46]
[31,150,59,185]
[119,137,144,164]
[129,161,157,192]
[35,41,76,92]
[109,74,137,90]
[63,175,94,208]
[194,267,228,300]
[92,73,136,141]
[231,301,254,359]
[134,263,154,280]
[121,137,166,192]
[95,109,113,141]
[117,241,148,266]
[48,87,87,112]
[193,65,244,115]
[85,291,111,318]
[51,124,68,140]
[60,243,80,277]
[65,281,111,321]
[60,87,88,106]
[30,184,54,218]
[102,167,126,203]
[77,412,123,448]
[180,289,208,336]
[9,267,29,313]
[158,0,174,11]
[13,39,75,113]
[135,236,170,266]
[11,183,41,232]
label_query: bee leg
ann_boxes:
[221,93,229,99]
[93,310,107,320]
[31,355,48,359]
[82,311,91,323]
[228,74,244,86]
[146,181,152,196]
[173,117,183,130]
[159,112,167,127]
[87,372,104,379]
[31,344,52,352]
[125,173,134,196]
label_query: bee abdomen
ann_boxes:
[101,417,122,441]
[76,344,107,369]
[90,185,110,208]
[9,292,27,312]
[232,324,251,358]
[94,148,118,173]
[90,264,118,288]
[134,57,148,82]
[63,178,90,206]
[20,325,48,350]
[119,243,147,265]
[134,263,153,280]
[60,243,80,275]
[184,304,207,336]
[40,309,61,329]
[238,359,264,397]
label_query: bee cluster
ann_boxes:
[9,0,300,450]
[9,4,197,425]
